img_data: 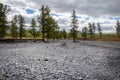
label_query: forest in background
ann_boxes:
[0,3,120,42]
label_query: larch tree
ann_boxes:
[38,5,59,42]
[88,23,93,38]
[10,15,18,39]
[115,20,120,37]
[45,6,52,41]
[71,10,78,42]
[30,18,37,40]
[38,5,46,42]
[0,3,11,38]
[18,15,26,39]
[62,29,67,39]
[92,22,96,37]
[50,18,59,41]
[81,27,88,38]
[97,22,102,39]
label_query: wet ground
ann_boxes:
[0,40,120,80]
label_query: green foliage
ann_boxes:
[10,15,18,39]
[88,22,96,38]
[92,22,96,37]
[81,27,88,38]
[18,15,26,39]
[0,3,119,40]
[30,18,37,39]
[38,5,47,41]
[36,31,41,38]
[88,23,93,37]
[97,23,102,39]
[115,20,120,37]
[62,29,67,39]
[71,10,78,42]
[0,3,11,38]
[38,5,59,42]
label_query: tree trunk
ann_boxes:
[73,30,75,42]
[100,32,102,39]
[42,32,45,42]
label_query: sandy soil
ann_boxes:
[0,40,120,80]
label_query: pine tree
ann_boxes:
[81,27,88,38]
[45,6,52,41]
[10,15,18,39]
[97,22,102,39]
[38,5,46,42]
[38,5,59,42]
[30,18,37,40]
[52,21,59,40]
[88,23,93,38]
[18,15,26,39]
[92,22,96,37]
[71,10,78,42]
[62,29,67,39]
[115,20,120,37]
[0,3,11,38]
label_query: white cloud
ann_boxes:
[1,0,120,33]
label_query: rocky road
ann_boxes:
[0,40,120,80]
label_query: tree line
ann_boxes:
[70,10,120,42]
[0,3,67,42]
[0,3,120,42]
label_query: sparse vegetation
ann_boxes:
[61,42,66,46]
[0,3,120,42]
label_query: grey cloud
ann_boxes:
[43,0,120,17]
[1,0,118,33]
[102,26,115,30]
[2,0,120,17]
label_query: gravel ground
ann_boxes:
[0,40,120,80]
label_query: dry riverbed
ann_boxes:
[0,40,120,80]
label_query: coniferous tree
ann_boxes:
[18,15,26,39]
[38,5,59,42]
[46,17,52,41]
[71,10,78,42]
[46,17,59,41]
[81,27,88,38]
[92,22,96,37]
[38,5,46,42]
[10,15,18,39]
[97,22,102,39]
[30,18,37,39]
[115,20,120,37]
[88,23,93,38]
[51,19,59,40]
[52,24,59,40]
[0,3,11,38]
[88,22,96,38]
[62,29,67,39]
[45,6,52,41]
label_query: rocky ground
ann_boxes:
[0,40,120,80]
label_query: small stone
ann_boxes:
[37,59,41,61]
[44,59,49,61]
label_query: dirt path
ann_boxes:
[0,41,120,80]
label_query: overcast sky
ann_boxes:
[1,0,120,33]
